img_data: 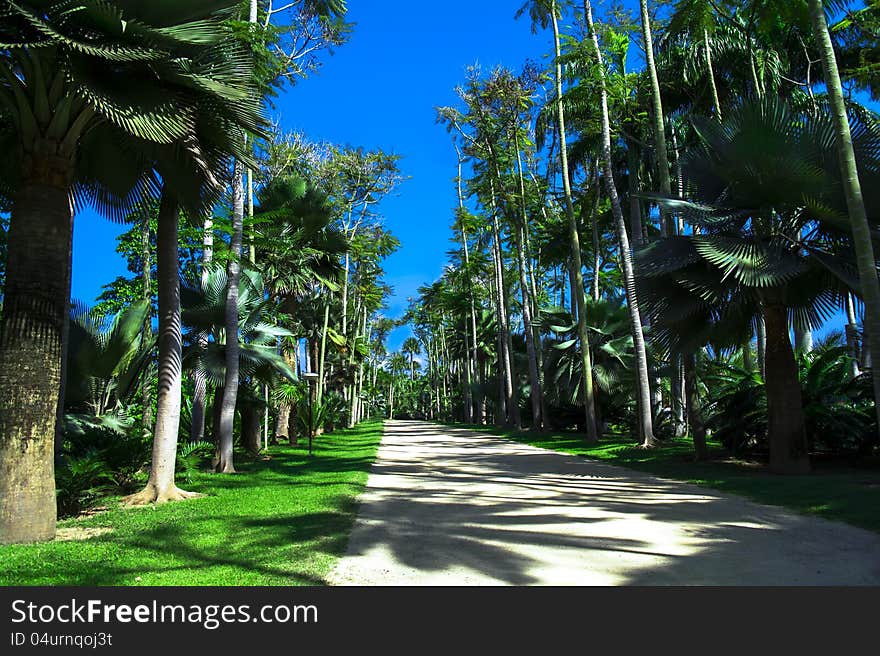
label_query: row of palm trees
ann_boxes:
[412,0,880,473]
[0,0,266,545]
[0,1,402,546]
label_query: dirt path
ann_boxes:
[329,421,880,585]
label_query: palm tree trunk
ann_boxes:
[141,212,154,431]
[552,5,598,443]
[317,299,330,404]
[627,141,645,245]
[591,177,602,301]
[640,0,673,224]
[794,325,813,354]
[190,214,213,444]
[0,166,74,543]
[845,293,861,379]
[584,0,655,446]
[809,0,880,433]
[762,301,810,474]
[242,401,261,456]
[455,148,482,418]
[513,144,543,430]
[388,379,394,420]
[216,160,245,474]
[275,403,291,442]
[684,352,708,460]
[756,314,766,378]
[704,28,722,121]
[462,318,474,423]
[126,189,198,504]
[490,211,518,428]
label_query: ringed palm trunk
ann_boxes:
[704,28,722,121]
[216,160,245,474]
[809,0,880,433]
[242,401,261,456]
[190,215,213,443]
[0,155,75,543]
[845,293,861,379]
[141,212,154,431]
[762,301,810,474]
[584,0,656,446]
[684,353,707,461]
[512,143,543,430]
[552,6,598,443]
[126,189,199,504]
[275,403,291,443]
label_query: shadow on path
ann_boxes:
[331,421,880,586]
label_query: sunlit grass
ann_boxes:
[0,420,384,586]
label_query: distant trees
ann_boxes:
[414,0,880,473]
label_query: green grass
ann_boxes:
[0,420,384,586]
[451,423,880,535]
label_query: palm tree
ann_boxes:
[402,337,421,381]
[64,301,154,420]
[256,174,348,433]
[637,96,880,473]
[581,0,656,446]
[0,0,246,544]
[518,0,599,441]
[667,0,723,119]
[808,0,880,434]
[125,17,265,501]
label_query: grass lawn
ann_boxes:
[451,423,880,535]
[0,420,384,586]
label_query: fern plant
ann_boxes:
[176,442,214,485]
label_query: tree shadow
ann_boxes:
[332,421,880,585]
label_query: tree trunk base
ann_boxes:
[123,484,203,506]
[769,455,811,475]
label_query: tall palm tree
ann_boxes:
[518,0,599,441]
[637,96,880,473]
[0,0,247,544]
[808,0,880,434]
[215,0,348,470]
[582,0,656,446]
[667,0,723,119]
[402,337,421,381]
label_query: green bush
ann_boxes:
[176,441,214,484]
[55,452,117,517]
